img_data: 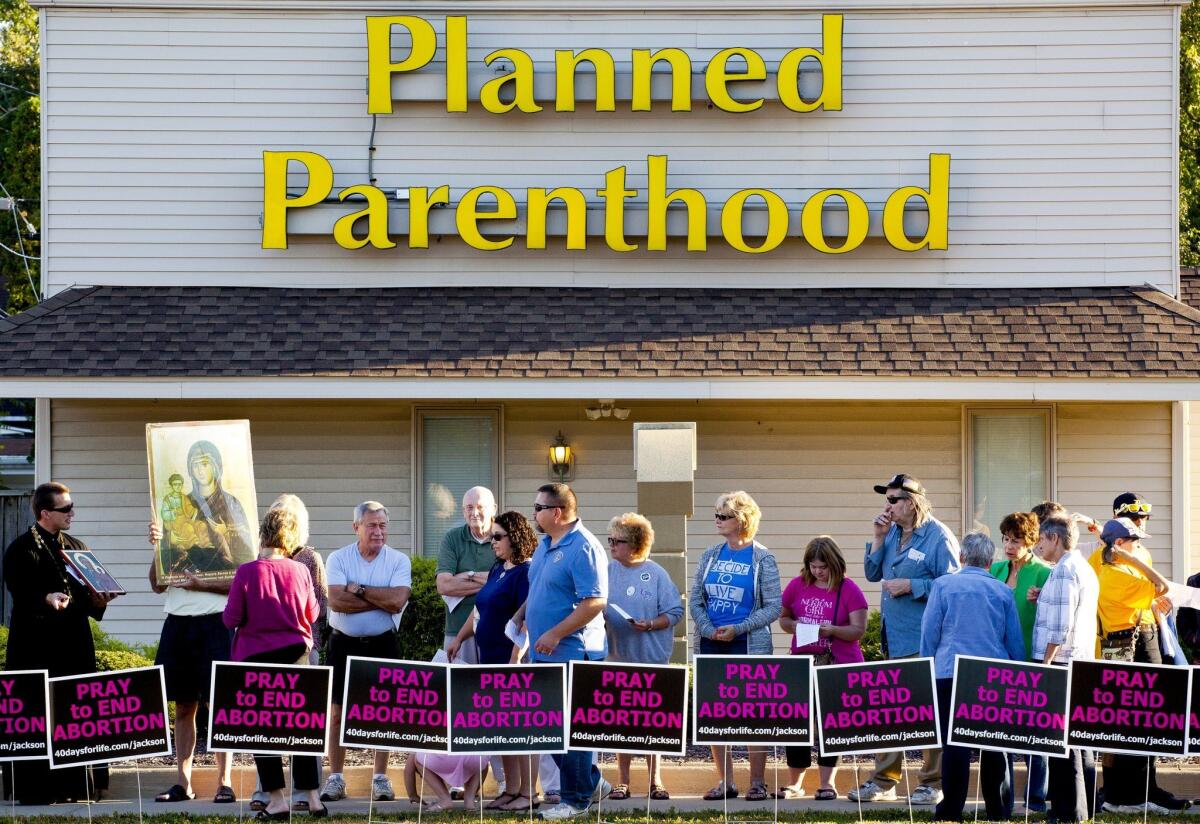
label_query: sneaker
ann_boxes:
[450,787,464,801]
[1102,801,1170,815]
[848,781,897,802]
[909,785,943,805]
[539,802,589,820]
[371,775,396,802]
[592,778,613,803]
[319,775,346,803]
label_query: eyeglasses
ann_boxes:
[50,502,74,514]
[714,512,736,521]
[607,537,630,547]
[491,533,508,542]
[886,495,910,504]
[533,503,560,513]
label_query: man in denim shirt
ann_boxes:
[849,474,960,807]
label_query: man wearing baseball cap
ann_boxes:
[849,474,960,806]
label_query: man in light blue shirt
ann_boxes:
[515,483,608,820]
[851,474,959,806]
[921,531,1025,822]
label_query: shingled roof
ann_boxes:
[2,285,1199,379]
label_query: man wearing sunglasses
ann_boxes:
[3,482,119,804]
[513,483,610,820]
[850,474,960,807]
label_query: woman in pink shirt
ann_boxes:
[777,536,868,801]
[223,507,323,819]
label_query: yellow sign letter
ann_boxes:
[366,16,437,115]
[777,14,843,113]
[262,151,333,250]
[884,154,950,252]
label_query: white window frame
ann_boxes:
[412,405,504,558]
[962,404,1055,536]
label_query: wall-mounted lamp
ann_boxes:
[548,431,575,482]
[585,399,631,421]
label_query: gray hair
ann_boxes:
[1038,517,1077,552]
[353,500,389,525]
[269,493,310,547]
[910,492,933,528]
[960,531,996,568]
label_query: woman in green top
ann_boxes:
[988,511,1052,814]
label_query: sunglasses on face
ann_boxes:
[532,503,560,513]
[49,502,74,514]
[491,533,508,542]
[886,495,910,505]
[1118,502,1152,516]
[714,512,736,521]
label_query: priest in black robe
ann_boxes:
[3,482,118,805]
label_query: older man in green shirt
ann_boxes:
[437,486,499,663]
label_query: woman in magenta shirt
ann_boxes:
[223,507,323,820]
[777,536,868,801]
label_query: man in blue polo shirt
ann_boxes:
[516,483,608,820]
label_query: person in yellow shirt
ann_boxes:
[1091,517,1189,815]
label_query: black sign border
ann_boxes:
[0,669,51,762]
[48,665,172,769]
[814,657,941,757]
[339,655,450,755]
[1067,658,1192,759]
[447,662,567,756]
[566,660,689,756]
[207,660,333,757]
[946,655,1068,757]
[691,654,814,747]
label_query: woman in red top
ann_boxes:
[223,507,323,819]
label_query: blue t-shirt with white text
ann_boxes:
[704,544,755,627]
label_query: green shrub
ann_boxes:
[94,649,153,672]
[860,609,883,662]
[395,556,443,662]
[0,624,8,670]
[90,618,158,659]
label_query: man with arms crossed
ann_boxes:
[320,501,412,803]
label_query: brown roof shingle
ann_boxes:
[1,285,1199,379]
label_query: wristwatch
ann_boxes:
[354,584,368,599]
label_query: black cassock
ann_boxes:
[3,524,108,804]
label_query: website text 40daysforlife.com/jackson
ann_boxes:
[261,15,950,257]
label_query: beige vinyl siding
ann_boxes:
[1055,402,1174,575]
[50,399,411,644]
[54,399,1177,645]
[41,8,1176,293]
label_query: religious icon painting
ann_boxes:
[146,420,258,585]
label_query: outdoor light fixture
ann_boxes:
[548,431,575,482]
[585,399,631,421]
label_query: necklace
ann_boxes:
[30,525,73,594]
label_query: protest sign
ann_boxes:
[567,661,687,755]
[448,664,566,754]
[0,670,50,761]
[947,656,1067,756]
[208,661,331,756]
[340,656,448,753]
[1189,667,1200,756]
[1067,659,1190,757]
[815,658,939,757]
[49,666,170,768]
[692,655,811,746]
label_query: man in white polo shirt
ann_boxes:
[320,501,412,803]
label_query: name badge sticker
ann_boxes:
[907,549,926,562]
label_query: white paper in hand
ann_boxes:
[609,602,634,622]
[1166,581,1200,610]
[431,648,451,665]
[505,619,530,656]
[794,622,821,647]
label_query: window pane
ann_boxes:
[971,413,1047,541]
[421,415,496,557]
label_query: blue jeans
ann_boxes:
[698,635,749,655]
[1007,753,1048,813]
[551,750,599,810]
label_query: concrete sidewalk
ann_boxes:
[6,764,1199,817]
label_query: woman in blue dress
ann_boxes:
[447,510,536,811]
